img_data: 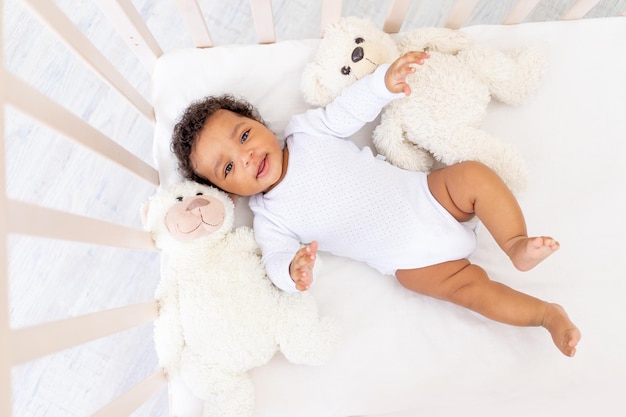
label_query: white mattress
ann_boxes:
[152,17,626,417]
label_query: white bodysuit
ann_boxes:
[249,65,477,292]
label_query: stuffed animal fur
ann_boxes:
[301,17,545,193]
[142,180,339,417]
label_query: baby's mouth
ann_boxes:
[257,155,267,178]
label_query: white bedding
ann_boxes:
[152,17,626,417]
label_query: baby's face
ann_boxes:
[190,109,285,196]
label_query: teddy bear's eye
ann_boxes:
[355,37,364,44]
[176,196,183,202]
[341,66,351,75]
[196,192,203,196]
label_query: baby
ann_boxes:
[171,51,581,357]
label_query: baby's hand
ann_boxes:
[385,51,430,96]
[289,241,318,291]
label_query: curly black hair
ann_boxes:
[171,94,265,186]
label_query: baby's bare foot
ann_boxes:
[508,236,559,271]
[542,303,581,357]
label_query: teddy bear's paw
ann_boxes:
[469,147,529,194]
[193,372,255,417]
[373,123,435,172]
[392,152,435,172]
[496,164,528,195]
[472,46,545,105]
[277,294,341,365]
[280,315,341,366]
[511,47,546,98]
[378,141,435,172]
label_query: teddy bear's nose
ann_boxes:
[351,46,364,63]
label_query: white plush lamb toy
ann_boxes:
[301,17,545,193]
[142,180,339,417]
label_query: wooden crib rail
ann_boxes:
[177,0,213,47]
[176,0,622,45]
[94,0,163,72]
[4,72,159,186]
[2,1,162,416]
[11,301,158,365]
[5,200,155,250]
[9,302,165,417]
[20,0,155,122]
[91,370,167,417]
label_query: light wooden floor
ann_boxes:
[4,0,625,416]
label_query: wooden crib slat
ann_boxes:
[4,72,159,186]
[6,200,156,251]
[90,370,167,417]
[0,0,13,409]
[503,0,541,24]
[11,301,158,365]
[94,0,163,71]
[20,0,155,122]
[383,0,410,33]
[176,0,214,48]
[445,0,480,29]
[561,0,601,20]
[320,0,343,35]
[250,0,276,44]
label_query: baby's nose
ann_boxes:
[243,149,254,166]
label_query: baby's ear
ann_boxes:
[228,193,240,205]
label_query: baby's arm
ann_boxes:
[289,241,318,291]
[289,51,429,139]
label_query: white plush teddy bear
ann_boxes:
[301,17,545,193]
[142,180,339,417]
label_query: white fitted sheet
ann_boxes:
[152,17,626,417]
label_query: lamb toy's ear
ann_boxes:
[301,61,335,107]
[228,193,239,206]
[140,200,150,229]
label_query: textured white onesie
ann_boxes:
[249,65,477,292]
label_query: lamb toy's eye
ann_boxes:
[355,37,364,44]
[176,196,183,202]
[196,192,203,196]
[341,66,351,75]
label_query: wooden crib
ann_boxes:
[2,1,625,416]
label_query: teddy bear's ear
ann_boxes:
[301,61,335,107]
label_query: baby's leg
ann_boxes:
[396,260,581,357]
[427,161,558,271]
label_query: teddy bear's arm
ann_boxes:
[153,276,185,375]
[400,27,472,55]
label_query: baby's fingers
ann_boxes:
[290,243,318,291]
[402,50,430,65]
[294,273,313,291]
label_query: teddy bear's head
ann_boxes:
[301,16,399,107]
[142,181,235,251]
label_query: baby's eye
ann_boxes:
[225,162,233,177]
[241,130,249,143]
